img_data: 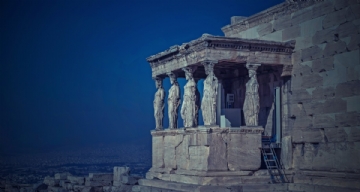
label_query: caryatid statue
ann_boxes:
[243,64,261,126]
[201,61,218,126]
[180,66,199,128]
[167,72,180,129]
[153,77,165,130]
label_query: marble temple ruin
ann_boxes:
[136,0,360,192]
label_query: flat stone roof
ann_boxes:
[146,34,295,78]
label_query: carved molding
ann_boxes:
[246,63,261,71]
[146,34,295,70]
[182,66,198,76]
[281,65,293,77]
[166,71,177,79]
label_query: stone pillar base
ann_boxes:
[149,126,264,185]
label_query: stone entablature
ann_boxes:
[146,34,295,78]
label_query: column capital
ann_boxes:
[246,63,261,71]
[202,60,217,75]
[182,66,198,74]
[166,71,177,78]
[153,76,164,81]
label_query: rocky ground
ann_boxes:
[1,167,142,192]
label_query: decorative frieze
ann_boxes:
[146,34,295,78]
[229,127,264,134]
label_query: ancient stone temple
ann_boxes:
[134,1,360,191]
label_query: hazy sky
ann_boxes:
[0,0,284,154]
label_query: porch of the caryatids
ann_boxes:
[180,66,199,128]
[201,61,218,126]
[167,72,180,129]
[243,63,261,126]
[153,77,165,130]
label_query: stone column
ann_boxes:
[153,77,165,130]
[201,61,218,126]
[167,72,180,129]
[243,63,261,126]
[180,66,199,128]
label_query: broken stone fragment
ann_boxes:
[120,175,140,185]
[73,185,85,192]
[88,173,113,181]
[59,180,71,188]
[64,183,74,191]
[113,167,130,183]
[103,185,133,192]
[113,166,131,187]
[85,177,112,187]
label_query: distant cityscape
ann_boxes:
[0,144,151,185]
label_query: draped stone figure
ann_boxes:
[243,64,260,126]
[180,66,198,128]
[201,61,218,126]
[167,72,180,129]
[153,77,165,130]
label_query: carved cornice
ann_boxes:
[246,63,261,71]
[221,0,320,34]
[167,71,177,80]
[281,64,293,77]
[146,34,295,69]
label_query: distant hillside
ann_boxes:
[0,143,151,167]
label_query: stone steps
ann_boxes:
[135,179,360,192]
[135,179,288,192]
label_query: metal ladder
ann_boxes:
[261,137,289,183]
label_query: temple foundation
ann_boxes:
[145,126,270,186]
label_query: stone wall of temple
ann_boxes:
[145,127,280,188]
[223,0,360,188]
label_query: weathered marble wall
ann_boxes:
[224,0,360,180]
[150,127,263,173]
